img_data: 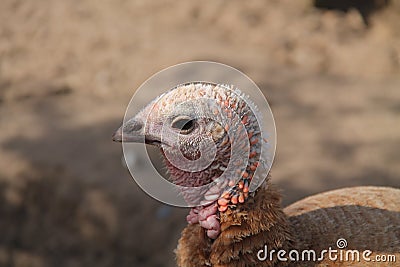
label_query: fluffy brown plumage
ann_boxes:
[176,183,400,266]
[113,82,400,266]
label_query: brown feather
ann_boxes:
[176,182,295,267]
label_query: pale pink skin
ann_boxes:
[187,204,220,239]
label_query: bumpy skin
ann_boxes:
[176,184,400,267]
[121,82,270,239]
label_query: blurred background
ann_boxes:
[0,0,399,266]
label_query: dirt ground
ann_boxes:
[0,1,399,266]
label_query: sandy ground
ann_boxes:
[0,1,399,266]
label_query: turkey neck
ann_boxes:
[208,181,295,266]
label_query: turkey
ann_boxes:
[113,82,400,266]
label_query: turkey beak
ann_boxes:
[112,118,164,146]
[112,126,124,142]
[112,119,145,143]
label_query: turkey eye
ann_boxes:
[172,117,195,134]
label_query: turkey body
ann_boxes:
[111,81,399,267]
[176,183,400,267]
